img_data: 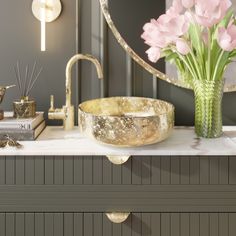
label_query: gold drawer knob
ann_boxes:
[106,155,131,165]
[106,212,130,224]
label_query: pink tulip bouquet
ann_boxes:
[142,0,236,138]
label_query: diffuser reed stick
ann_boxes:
[14,61,43,98]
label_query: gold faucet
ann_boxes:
[48,54,103,130]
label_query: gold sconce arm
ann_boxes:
[32,0,62,51]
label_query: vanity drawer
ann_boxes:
[0,155,236,213]
[0,212,235,236]
[0,155,233,186]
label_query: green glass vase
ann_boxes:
[193,79,224,138]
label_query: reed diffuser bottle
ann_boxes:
[13,62,42,118]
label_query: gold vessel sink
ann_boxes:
[78,97,174,147]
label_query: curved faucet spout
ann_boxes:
[48,54,103,131]
[66,54,103,107]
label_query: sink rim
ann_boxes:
[78,96,175,118]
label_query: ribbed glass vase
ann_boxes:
[193,79,224,138]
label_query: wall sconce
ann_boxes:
[32,0,62,51]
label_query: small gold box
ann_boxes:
[13,97,36,119]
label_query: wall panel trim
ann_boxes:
[100,4,109,98]
[126,54,134,96]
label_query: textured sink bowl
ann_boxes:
[78,97,174,147]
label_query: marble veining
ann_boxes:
[0,126,236,156]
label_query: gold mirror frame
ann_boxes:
[99,0,236,93]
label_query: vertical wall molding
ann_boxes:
[126,54,134,96]
[91,0,101,99]
[75,0,81,124]
[80,0,161,101]
[153,76,158,99]
[99,5,109,98]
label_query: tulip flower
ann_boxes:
[182,0,195,9]
[170,0,183,14]
[146,47,161,63]
[168,0,195,14]
[141,19,174,48]
[217,24,236,51]
[141,0,236,88]
[176,39,191,55]
[141,9,189,58]
[195,0,232,27]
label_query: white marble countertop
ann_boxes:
[0,126,236,156]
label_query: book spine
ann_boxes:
[0,132,34,141]
[0,120,46,141]
[0,123,31,130]
[0,113,44,130]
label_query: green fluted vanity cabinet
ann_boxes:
[0,156,236,236]
[1,127,236,235]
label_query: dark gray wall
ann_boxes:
[0,0,236,126]
[0,0,77,126]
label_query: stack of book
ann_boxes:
[0,112,45,141]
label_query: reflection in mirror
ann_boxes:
[99,0,190,90]
[100,0,236,92]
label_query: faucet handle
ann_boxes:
[49,95,55,111]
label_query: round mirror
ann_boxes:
[100,0,236,92]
